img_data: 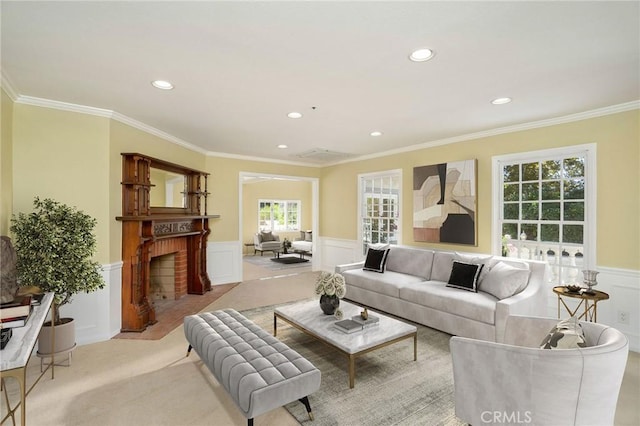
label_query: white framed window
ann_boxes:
[492,144,596,285]
[258,199,301,232]
[358,170,402,254]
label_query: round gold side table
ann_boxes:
[552,286,609,323]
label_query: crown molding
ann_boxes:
[12,95,207,155]
[6,88,638,168]
[110,111,207,154]
[17,95,114,117]
[328,100,640,166]
[0,71,19,101]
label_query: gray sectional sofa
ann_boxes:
[335,245,550,343]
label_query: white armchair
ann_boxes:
[450,315,629,426]
[253,231,281,256]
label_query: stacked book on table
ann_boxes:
[334,314,380,334]
[1,295,35,328]
[1,294,41,349]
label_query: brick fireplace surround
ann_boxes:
[150,238,188,299]
[118,217,213,332]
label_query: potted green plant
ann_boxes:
[10,197,106,357]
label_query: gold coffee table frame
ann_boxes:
[553,286,609,323]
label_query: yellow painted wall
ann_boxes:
[12,103,111,263]
[242,179,313,245]
[322,110,640,270]
[8,96,639,271]
[0,90,14,235]
[205,156,321,242]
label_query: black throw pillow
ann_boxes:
[446,261,483,292]
[363,248,390,273]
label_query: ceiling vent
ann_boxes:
[294,148,354,163]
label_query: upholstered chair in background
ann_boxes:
[253,231,281,256]
[450,315,629,426]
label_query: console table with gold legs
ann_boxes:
[1,292,55,426]
[552,286,610,323]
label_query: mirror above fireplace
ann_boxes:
[150,168,186,209]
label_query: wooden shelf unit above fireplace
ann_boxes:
[116,153,220,332]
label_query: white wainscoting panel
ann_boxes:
[208,241,242,285]
[595,267,639,352]
[320,238,362,272]
[61,261,122,346]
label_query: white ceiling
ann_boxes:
[2,1,639,165]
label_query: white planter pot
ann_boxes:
[37,317,76,356]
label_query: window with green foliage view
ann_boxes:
[258,200,300,232]
[494,145,595,286]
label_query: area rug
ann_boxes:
[242,302,464,426]
[272,256,309,265]
[244,254,311,270]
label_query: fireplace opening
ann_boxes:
[148,244,189,319]
[150,253,176,301]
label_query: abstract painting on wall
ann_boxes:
[413,159,477,245]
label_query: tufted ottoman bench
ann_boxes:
[184,309,321,426]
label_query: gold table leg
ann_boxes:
[0,367,26,426]
[349,355,356,389]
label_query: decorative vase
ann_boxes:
[582,269,599,293]
[320,294,340,315]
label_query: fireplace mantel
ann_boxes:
[116,153,220,332]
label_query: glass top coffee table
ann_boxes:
[274,299,417,388]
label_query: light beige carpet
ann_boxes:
[1,271,317,426]
[2,266,638,426]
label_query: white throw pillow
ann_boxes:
[478,260,530,300]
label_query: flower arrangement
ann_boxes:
[315,271,346,299]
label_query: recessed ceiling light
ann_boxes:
[409,48,435,62]
[370,131,383,137]
[277,144,288,149]
[287,112,303,119]
[491,97,512,105]
[151,80,174,90]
